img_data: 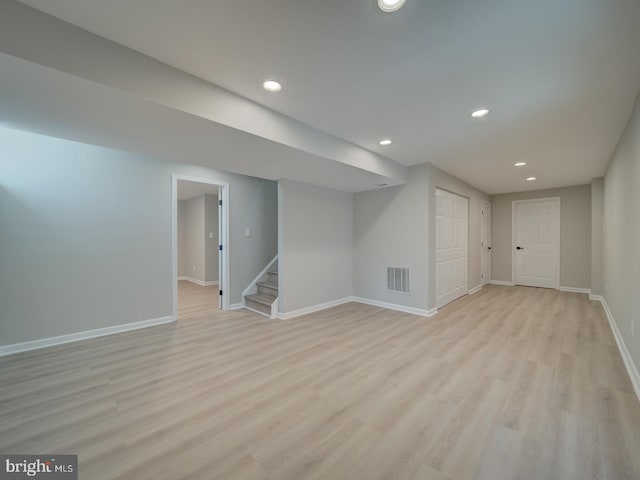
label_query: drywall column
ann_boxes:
[278,179,353,316]
[353,163,430,312]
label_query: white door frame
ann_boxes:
[481,200,491,286]
[511,197,560,289]
[172,174,230,317]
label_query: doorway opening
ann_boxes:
[172,175,230,319]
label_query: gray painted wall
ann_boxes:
[177,194,218,283]
[490,185,592,289]
[186,195,205,282]
[602,92,640,372]
[0,127,277,345]
[354,163,489,311]
[354,164,429,310]
[591,178,604,296]
[278,180,353,314]
[426,164,490,307]
[204,194,219,283]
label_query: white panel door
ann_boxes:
[436,189,468,308]
[481,201,491,285]
[513,199,559,288]
[436,189,453,307]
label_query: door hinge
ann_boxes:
[219,290,223,296]
[219,245,223,251]
[219,199,222,206]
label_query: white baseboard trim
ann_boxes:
[594,296,640,402]
[228,303,244,311]
[352,297,438,318]
[589,293,604,302]
[0,315,175,357]
[489,280,515,286]
[468,284,483,295]
[178,276,218,287]
[278,297,354,320]
[558,286,591,294]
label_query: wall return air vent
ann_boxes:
[387,267,410,293]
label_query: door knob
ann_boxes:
[488,246,492,250]
[516,246,524,250]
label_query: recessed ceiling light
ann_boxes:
[262,80,282,92]
[514,162,527,167]
[526,177,537,181]
[378,0,407,13]
[379,139,392,146]
[471,109,490,118]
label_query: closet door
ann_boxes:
[436,189,468,308]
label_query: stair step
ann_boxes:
[245,293,275,315]
[257,281,278,297]
[245,293,276,306]
[267,270,278,283]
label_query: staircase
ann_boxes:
[244,262,278,318]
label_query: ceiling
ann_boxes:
[12,0,640,194]
[177,181,218,201]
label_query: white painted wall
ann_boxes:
[602,91,640,372]
[0,127,277,346]
[278,180,353,314]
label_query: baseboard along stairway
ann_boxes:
[243,257,278,318]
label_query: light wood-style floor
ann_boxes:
[177,280,219,318]
[1,285,639,479]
